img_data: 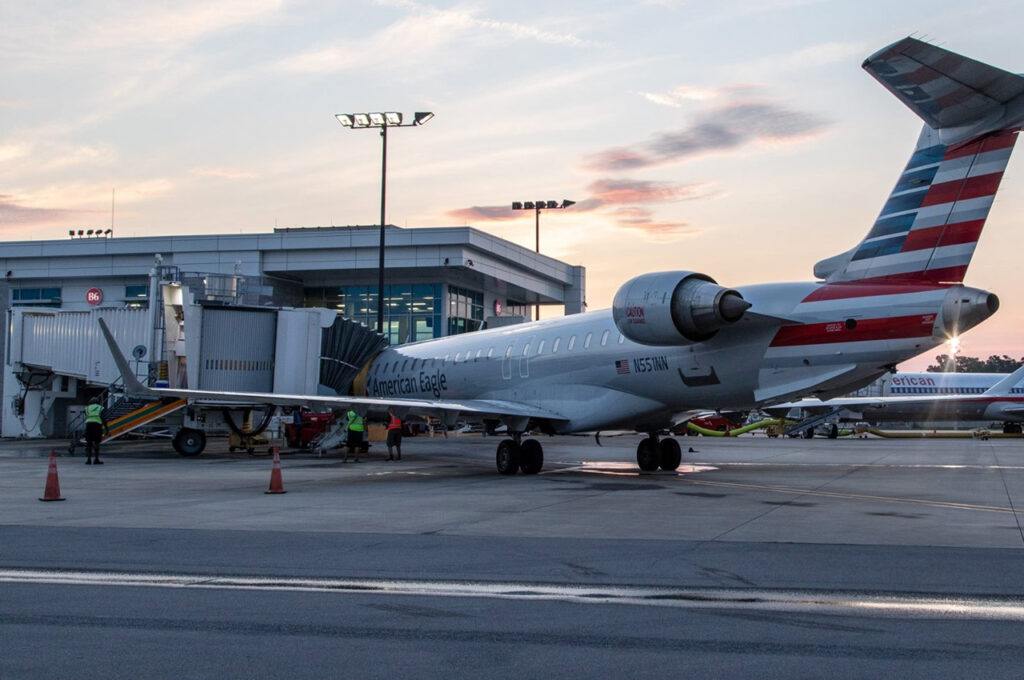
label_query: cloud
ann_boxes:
[0,195,96,229]
[447,205,519,223]
[587,178,713,205]
[608,206,697,239]
[279,1,594,74]
[585,91,829,171]
[191,167,257,180]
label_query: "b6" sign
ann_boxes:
[86,288,103,306]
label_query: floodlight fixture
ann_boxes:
[353,113,371,127]
[384,112,403,125]
[335,114,354,127]
[368,112,386,126]
[413,111,434,125]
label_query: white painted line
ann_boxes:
[2,569,1023,620]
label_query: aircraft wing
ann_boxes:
[767,393,1017,415]
[98,319,567,423]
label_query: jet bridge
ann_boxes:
[3,302,386,445]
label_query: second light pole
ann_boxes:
[336,111,434,335]
[512,199,575,320]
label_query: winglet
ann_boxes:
[983,363,1024,397]
[98,318,153,396]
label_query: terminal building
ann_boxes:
[0,225,586,440]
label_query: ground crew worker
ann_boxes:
[386,409,403,461]
[84,397,108,465]
[345,409,365,462]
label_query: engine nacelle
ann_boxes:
[612,271,750,346]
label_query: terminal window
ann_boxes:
[125,285,149,307]
[448,286,483,336]
[12,287,61,307]
[307,283,442,345]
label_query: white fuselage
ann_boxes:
[360,280,977,433]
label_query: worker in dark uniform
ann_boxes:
[345,409,364,462]
[386,409,403,461]
[84,397,108,465]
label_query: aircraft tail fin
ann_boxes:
[98,318,153,396]
[982,363,1024,397]
[816,38,1023,285]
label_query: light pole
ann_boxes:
[335,111,434,335]
[511,199,575,320]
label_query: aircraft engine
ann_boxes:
[937,286,999,338]
[612,271,751,345]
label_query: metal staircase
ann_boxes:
[68,391,188,454]
[782,407,846,438]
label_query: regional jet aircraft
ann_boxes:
[101,37,1024,474]
[769,364,1024,431]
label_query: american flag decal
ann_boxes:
[615,359,630,374]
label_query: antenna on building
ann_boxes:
[110,188,115,237]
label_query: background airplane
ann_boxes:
[102,36,1024,474]
[768,364,1024,433]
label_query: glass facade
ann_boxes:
[12,287,61,307]
[307,283,442,346]
[448,285,484,336]
[125,284,149,308]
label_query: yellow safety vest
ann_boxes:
[85,403,103,424]
[347,412,364,432]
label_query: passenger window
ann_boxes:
[505,345,513,358]
[568,335,576,351]
[402,359,408,371]
[618,334,625,344]
[393,362,400,373]
[487,347,494,358]
[522,343,530,357]
[537,339,546,355]
[455,352,463,363]
[584,332,592,349]
[552,337,561,353]
[475,349,483,361]
[600,330,609,347]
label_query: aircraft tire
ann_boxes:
[173,428,206,457]
[519,439,544,475]
[636,439,661,472]
[496,439,521,475]
[658,438,682,471]
[803,428,814,439]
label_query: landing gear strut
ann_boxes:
[495,434,544,475]
[636,433,682,472]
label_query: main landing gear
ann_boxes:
[495,434,544,475]
[636,434,682,472]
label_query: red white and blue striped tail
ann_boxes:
[816,37,1024,285]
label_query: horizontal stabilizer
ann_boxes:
[863,37,1024,145]
[983,363,1024,396]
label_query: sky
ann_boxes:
[2,0,1022,371]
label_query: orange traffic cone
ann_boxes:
[39,451,65,502]
[265,448,286,494]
